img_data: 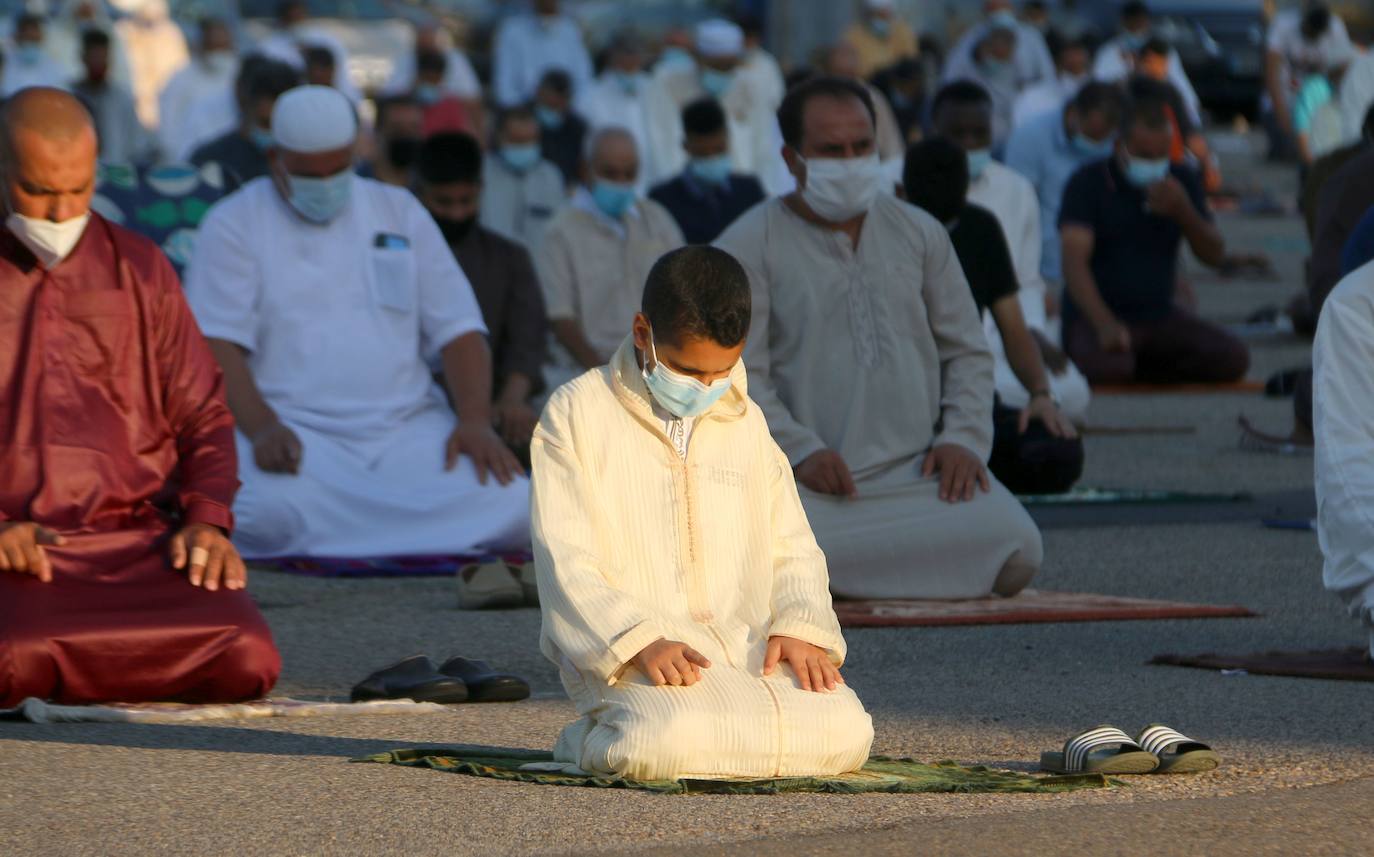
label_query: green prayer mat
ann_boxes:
[353,747,1112,795]
[1017,487,1250,506]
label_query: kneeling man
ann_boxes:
[186,86,528,559]
[0,89,278,706]
[532,246,873,781]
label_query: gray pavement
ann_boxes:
[3,136,1373,856]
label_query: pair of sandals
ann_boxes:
[457,561,538,610]
[1041,724,1220,775]
[351,655,530,705]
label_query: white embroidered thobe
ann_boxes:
[1314,261,1374,649]
[533,339,873,780]
[185,177,529,558]
[715,196,1043,599]
[968,162,1090,418]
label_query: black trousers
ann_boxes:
[989,403,1085,496]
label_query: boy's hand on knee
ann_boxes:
[764,635,843,693]
[632,639,711,687]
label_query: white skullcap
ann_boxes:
[271,85,358,154]
[696,18,744,59]
[865,0,895,10]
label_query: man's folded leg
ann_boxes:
[0,542,280,707]
[804,464,1044,600]
[560,664,873,782]
[1135,309,1251,384]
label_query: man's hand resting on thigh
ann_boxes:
[922,443,991,503]
[632,639,712,687]
[795,449,858,498]
[170,523,247,592]
[445,423,525,486]
[764,635,843,692]
[0,522,66,582]
[252,421,303,474]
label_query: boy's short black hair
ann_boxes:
[418,132,482,185]
[777,76,875,149]
[303,45,335,69]
[538,67,573,97]
[642,246,751,348]
[902,137,969,225]
[931,80,992,119]
[237,54,301,103]
[682,97,726,137]
[81,27,111,52]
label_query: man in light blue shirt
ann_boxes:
[1004,82,1122,286]
[492,0,593,108]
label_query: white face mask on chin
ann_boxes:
[5,210,91,269]
[798,153,883,222]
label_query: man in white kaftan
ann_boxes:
[934,81,1090,420]
[1314,260,1374,659]
[533,246,872,780]
[185,86,528,558]
[715,77,1042,600]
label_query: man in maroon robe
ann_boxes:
[0,88,280,708]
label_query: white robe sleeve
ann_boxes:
[531,390,665,683]
[764,442,847,666]
[714,212,829,467]
[491,20,524,108]
[1339,55,1374,143]
[183,200,261,351]
[410,198,487,361]
[1315,279,1374,624]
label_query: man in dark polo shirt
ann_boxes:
[416,133,549,455]
[1058,96,1248,385]
[648,97,765,244]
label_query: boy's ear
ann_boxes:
[631,312,652,352]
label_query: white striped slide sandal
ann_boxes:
[1136,724,1221,774]
[1040,725,1160,774]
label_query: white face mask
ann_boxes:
[6,210,91,269]
[798,153,883,222]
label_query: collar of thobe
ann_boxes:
[608,335,748,428]
[571,185,639,237]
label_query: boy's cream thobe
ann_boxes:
[532,339,874,781]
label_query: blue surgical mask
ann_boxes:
[988,10,1018,28]
[659,46,695,72]
[287,169,353,224]
[501,143,542,172]
[591,180,636,219]
[15,43,43,66]
[415,83,441,105]
[641,329,732,418]
[535,105,565,130]
[966,147,993,180]
[980,58,1013,80]
[700,67,734,97]
[688,153,732,186]
[1071,133,1114,158]
[249,126,275,151]
[1123,155,1169,188]
[612,71,639,95]
[1122,30,1150,51]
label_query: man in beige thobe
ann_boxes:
[715,77,1043,600]
[535,127,683,391]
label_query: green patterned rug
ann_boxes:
[354,747,1113,795]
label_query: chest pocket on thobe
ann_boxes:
[63,290,133,379]
[368,246,417,315]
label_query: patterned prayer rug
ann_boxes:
[834,590,1255,629]
[354,747,1113,795]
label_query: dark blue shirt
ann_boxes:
[648,171,766,245]
[1058,157,1211,326]
[1340,203,1374,277]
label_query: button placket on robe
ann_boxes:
[830,231,880,370]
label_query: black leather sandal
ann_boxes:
[351,655,469,704]
[438,657,530,703]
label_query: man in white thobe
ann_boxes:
[533,245,872,780]
[1093,1,1201,127]
[1012,36,1090,130]
[491,0,593,109]
[715,77,1043,600]
[646,19,779,193]
[576,32,661,192]
[943,1,1055,92]
[480,105,566,250]
[158,18,238,162]
[185,86,529,559]
[4,14,71,97]
[537,127,684,392]
[934,81,1090,420]
[1314,260,1374,661]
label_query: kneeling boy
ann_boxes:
[531,246,874,781]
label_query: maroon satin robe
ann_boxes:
[0,215,280,707]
